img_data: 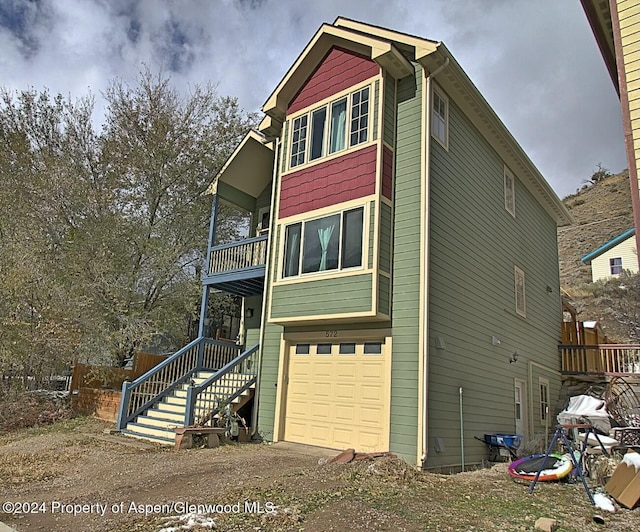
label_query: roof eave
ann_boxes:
[418,43,573,227]
[260,24,414,135]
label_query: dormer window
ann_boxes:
[288,84,371,170]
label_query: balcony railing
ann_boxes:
[208,235,268,276]
[559,344,640,375]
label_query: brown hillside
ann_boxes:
[558,170,633,287]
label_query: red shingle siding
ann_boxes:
[279,145,377,218]
[287,47,379,114]
[382,146,393,199]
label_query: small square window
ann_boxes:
[610,257,623,275]
[339,343,356,355]
[316,343,332,355]
[295,344,310,355]
[363,342,382,355]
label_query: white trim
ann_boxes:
[285,79,376,172]
[278,204,368,281]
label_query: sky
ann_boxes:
[0,0,628,200]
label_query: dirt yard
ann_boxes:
[1,417,639,531]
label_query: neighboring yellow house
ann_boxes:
[581,0,640,270]
[581,228,638,281]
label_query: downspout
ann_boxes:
[421,57,449,466]
[251,137,280,437]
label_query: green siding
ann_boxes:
[251,184,272,230]
[378,274,390,316]
[426,94,562,468]
[271,274,373,319]
[373,80,380,141]
[217,181,256,213]
[389,64,422,463]
[379,202,392,273]
[244,294,263,347]
[368,201,375,269]
[384,75,396,146]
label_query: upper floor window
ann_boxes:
[504,167,516,217]
[289,85,371,169]
[432,87,448,148]
[282,207,364,278]
[514,266,526,318]
[610,257,623,275]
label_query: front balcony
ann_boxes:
[203,235,268,297]
[560,344,640,376]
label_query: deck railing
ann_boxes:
[185,343,259,427]
[559,344,640,375]
[116,337,242,430]
[208,235,268,275]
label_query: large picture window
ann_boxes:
[282,207,364,278]
[288,84,371,169]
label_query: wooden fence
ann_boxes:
[70,352,166,421]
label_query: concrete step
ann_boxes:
[146,408,185,423]
[123,422,176,444]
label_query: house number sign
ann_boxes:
[325,330,338,337]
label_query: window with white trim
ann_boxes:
[610,257,623,275]
[432,87,448,148]
[504,167,516,217]
[515,266,526,318]
[282,207,364,278]
[288,85,371,169]
[539,378,549,422]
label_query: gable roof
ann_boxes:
[581,228,636,264]
[258,17,572,226]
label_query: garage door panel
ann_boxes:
[284,340,390,453]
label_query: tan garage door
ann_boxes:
[284,340,390,452]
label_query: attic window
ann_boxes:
[504,167,516,218]
[432,87,448,149]
[514,266,526,318]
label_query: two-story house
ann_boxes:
[118,18,572,470]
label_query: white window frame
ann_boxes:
[539,377,549,422]
[504,166,516,218]
[514,266,526,318]
[431,85,449,149]
[281,206,365,279]
[287,84,372,171]
[610,257,623,275]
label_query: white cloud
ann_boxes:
[0,0,627,198]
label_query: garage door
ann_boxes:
[284,340,390,452]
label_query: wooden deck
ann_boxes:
[559,344,640,375]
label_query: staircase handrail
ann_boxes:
[185,343,259,427]
[117,337,242,430]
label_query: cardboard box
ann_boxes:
[605,450,640,509]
